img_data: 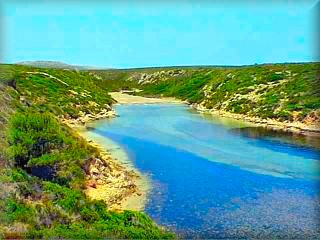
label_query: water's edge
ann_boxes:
[87,103,320,238]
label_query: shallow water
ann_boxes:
[90,104,320,238]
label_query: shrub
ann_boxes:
[7,112,65,167]
[5,198,35,224]
[269,73,284,82]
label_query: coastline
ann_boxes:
[191,103,320,136]
[59,92,318,211]
[61,115,150,211]
[110,91,319,136]
[58,92,184,211]
[79,129,150,211]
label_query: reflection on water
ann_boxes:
[188,108,251,129]
[229,127,320,162]
[90,104,320,238]
[230,126,320,150]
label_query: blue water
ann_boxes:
[90,104,320,238]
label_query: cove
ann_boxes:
[89,103,320,238]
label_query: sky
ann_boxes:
[1,0,319,68]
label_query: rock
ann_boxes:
[88,101,99,107]
[87,180,97,188]
[68,90,79,95]
[90,167,99,175]
[19,96,31,106]
[96,179,104,185]
[303,111,319,125]
[92,175,98,180]
[95,158,103,166]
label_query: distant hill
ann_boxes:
[93,62,320,126]
[16,60,111,70]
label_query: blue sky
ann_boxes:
[1,0,319,68]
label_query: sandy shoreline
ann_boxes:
[191,103,320,136]
[61,92,318,211]
[111,92,319,136]
[110,92,184,104]
[62,118,150,211]
[59,92,183,211]
[79,129,150,211]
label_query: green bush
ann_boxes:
[269,73,284,81]
[5,198,36,224]
[7,112,65,167]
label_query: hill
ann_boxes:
[0,64,173,239]
[92,62,320,132]
[16,61,111,70]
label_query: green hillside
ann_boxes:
[0,64,173,239]
[0,62,319,238]
[94,62,320,123]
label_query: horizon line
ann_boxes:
[1,60,319,70]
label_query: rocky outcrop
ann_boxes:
[62,106,116,127]
[60,103,143,209]
[129,69,186,85]
[302,110,320,125]
[63,107,146,211]
[83,143,142,210]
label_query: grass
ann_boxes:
[0,64,174,239]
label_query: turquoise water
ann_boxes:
[90,104,320,238]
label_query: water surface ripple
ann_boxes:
[90,104,320,238]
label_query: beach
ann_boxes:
[109,92,183,104]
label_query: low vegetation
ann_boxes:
[1,61,318,238]
[0,64,173,239]
[93,63,320,123]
